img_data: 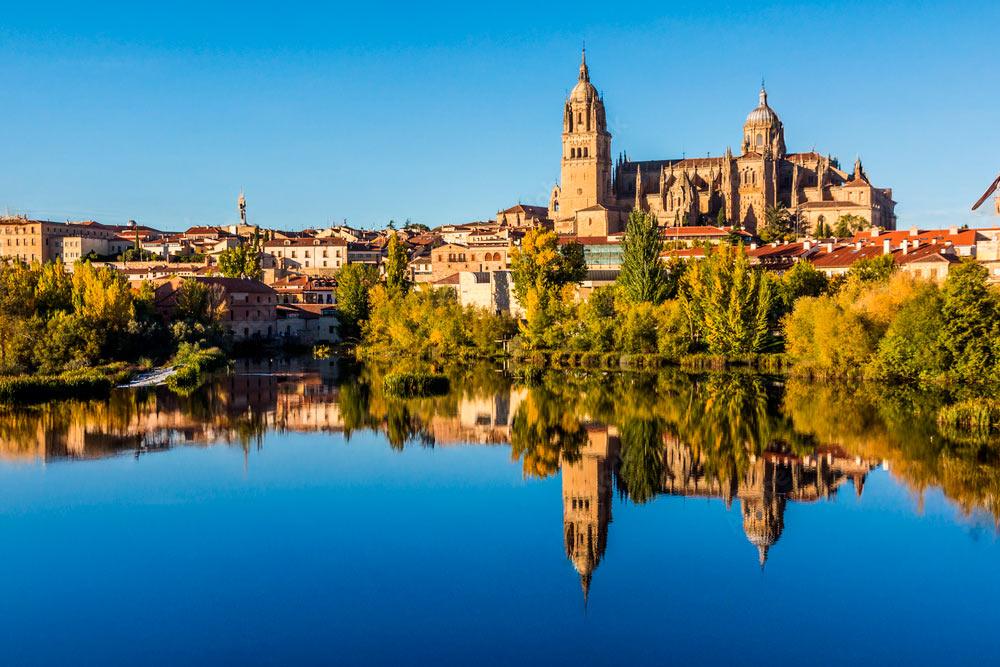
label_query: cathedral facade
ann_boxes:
[548,51,897,236]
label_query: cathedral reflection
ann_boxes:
[560,424,877,594]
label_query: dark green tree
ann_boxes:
[759,205,793,242]
[617,209,669,304]
[938,261,999,383]
[384,231,411,296]
[337,263,379,337]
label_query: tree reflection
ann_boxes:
[510,384,587,479]
[616,419,664,504]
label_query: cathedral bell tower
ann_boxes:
[549,49,612,221]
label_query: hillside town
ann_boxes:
[1,50,997,344]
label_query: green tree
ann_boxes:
[337,263,379,336]
[716,207,727,227]
[869,282,946,383]
[218,228,263,280]
[833,214,868,238]
[759,205,793,242]
[617,418,665,504]
[384,231,411,296]
[938,261,1000,384]
[778,260,828,313]
[617,209,669,304]
[847,254,896,284]
[681,244,776,355]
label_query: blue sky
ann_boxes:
[1,1,997,230]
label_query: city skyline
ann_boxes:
[1,1,997,230]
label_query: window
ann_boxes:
[756,133,764,146]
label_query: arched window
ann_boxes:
[583,147,589,157]
[756,133,764,146]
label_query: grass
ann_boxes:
[937,400,1000,435]
[0,363,133,403]
[383,372,450,397]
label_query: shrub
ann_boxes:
[937,400,1000,434]
[383,372,450,397]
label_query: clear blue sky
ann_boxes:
[1,1,997,231]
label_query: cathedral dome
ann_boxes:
[746,86,780,125]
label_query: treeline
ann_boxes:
[511,210,1000,390]
[344,231,519,360]
[510,211,822,362]
[0,259,229,377]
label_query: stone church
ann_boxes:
[548,50,897,236]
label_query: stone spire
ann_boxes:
[634,164,645,211]
[579,47,589,83]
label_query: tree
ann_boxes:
[218,228,263,280]
[509,228,585,303]
[759,205,793,242]
[833,214,868,238]
[617,418,665,504]
[778,260,828,313]
[681,244,776,355]
[337,263,379,336]
[384,231,411,296]
[847,254,895,284]
[938,261,999,383]
[716,207,727,227]
[71,262,136,360]
[617,209,669,304]
[34,258,72,315]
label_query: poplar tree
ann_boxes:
[384,231,410,296]
[617,209,669,304]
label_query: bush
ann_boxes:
[383,372,450,397]
[937,400,1000,434]
[166,344,227,394]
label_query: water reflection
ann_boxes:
[0,359,997,596]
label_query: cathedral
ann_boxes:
[548,50,897,236]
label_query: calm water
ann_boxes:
[0,359,998,666]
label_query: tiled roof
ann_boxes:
[433,273,461,285]
[264,237,347,247]
[194,277,276,294]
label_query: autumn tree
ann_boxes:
[681,244,776,355]
[509,228,586,303]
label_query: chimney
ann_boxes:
[855,241,862,250]
[901,240,909,255]
[750,242,758,250]
[870,227,880,239]
[882,239,891,255]
[909,227,919,237]
[803,241,812,251]
[948,226,958,236]
[824,242,834,253]
[911,238,920,251]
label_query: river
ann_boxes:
[0,357,997,665]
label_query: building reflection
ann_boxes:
[558,424,877,595]
[3,365,998,599]
[562,425,617,602]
